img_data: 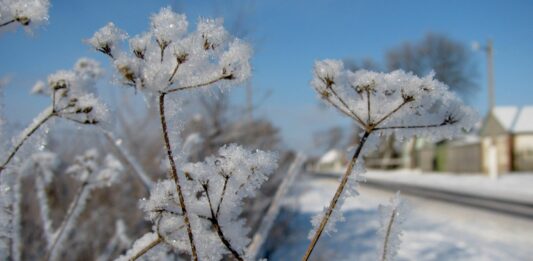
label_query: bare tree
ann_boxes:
[386,33,478,99]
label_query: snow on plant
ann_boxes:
[302,59,478,260]
[0,58,107,175]
[118,144,277,261]
[88,7,252,260]
[39,148,124,261]
[377,192,406,261]
[0,0,49,31]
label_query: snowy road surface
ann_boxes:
[263,175,533,261]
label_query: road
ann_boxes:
[264,174,533,261]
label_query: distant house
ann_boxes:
[480,106,533,172]
[414,106,533,174]
[314,149,347,173]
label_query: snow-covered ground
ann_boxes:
[264,175,533,261]
[365,170,533,204]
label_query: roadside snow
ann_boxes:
[365,170,533,204]
[264,175,533,261]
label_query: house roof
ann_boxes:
[513,106,533,133]
[492,106,519,131]
[318,149,343,164]
[488,106,533,134]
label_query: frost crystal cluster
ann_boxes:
[121,144,277,261]
[0,0,49,30]
[303,59,478,260]
[87,6,252,94]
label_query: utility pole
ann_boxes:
[486,39,495,110]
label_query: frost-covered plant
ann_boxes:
[88,7,252,260]
[0,58,107,175]
[40,148,124,261]
[377,192,405,261]
[119,144,277,261]
[0,0,49,31]
[303,60,477,260]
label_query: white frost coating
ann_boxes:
[20,151,58,245]
[86,22,127,58]
[377,192,406,261]
[138,144,278,260]
[312,60,478,142]
[66,149,124,187]
[88,7,252,95]
[0,171,15,260]
[150,7,188,44]
[0,0,49,31]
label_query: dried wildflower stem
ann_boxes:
[100,127,154,190]
[158,93,199,261]
[202,184,244,261]
[45,181,90,261]
[0,19,16,27]
[130,236,163,261]
[302,131,370,261]
[381,206,398,261]
[0,106,54,175]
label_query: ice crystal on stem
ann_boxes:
[303,59,478,260]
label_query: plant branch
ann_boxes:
[166,74,232,94]
[202,182,244,261]
[373,96,413,128]
[0,19,15,27]
[381,207,398,261]
[45,181,90,261]
[327,85,367,127]
[215,176,229,218]
[158,93,198,261]
[373,121,451,131]
[0,106,54,175]
[302,131,371,261]
[130,236,163,261]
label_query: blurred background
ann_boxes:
[1,0,533,260]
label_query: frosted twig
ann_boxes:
[0,106,54,175]
[158,93,198,261]
[302,131,370,260]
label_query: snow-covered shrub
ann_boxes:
[303,59,477,260]
[0,0,49,32]
[0,58,107,175]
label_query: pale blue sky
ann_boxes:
[1,0,533,152]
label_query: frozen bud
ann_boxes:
[87,22,127,58]
[130,33,151,59]
[197,18,227,50]
[114,57,140,85]
[9,0,50,27]
[150,7,188,44]
[48,70,75,90]
[219,39,252,83]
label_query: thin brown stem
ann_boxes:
[215,176,229,218]
[0,19,15,27]
[321,94,363,126]
[366,90,371,123]
[168,62,181,83]
[373,100,411,128]
[302,131,371,261]
[328,85,367,127]
[374,121,450,130]
[158,93,198,261]
[130,236,163,261]
[202,183,244,261]
[166,74,232,94]
[381,207,397,261]
[0,106,54,175]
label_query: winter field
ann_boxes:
[264,174,533,261]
